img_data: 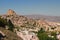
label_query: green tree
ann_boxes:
[7,20,14,31]
[0,17,7,27]
[37,28,57,40]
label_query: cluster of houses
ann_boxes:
[16,29,39,40]
[37,19,60,32]
[1,9,60,40]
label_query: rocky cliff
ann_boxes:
[7,9,16,15]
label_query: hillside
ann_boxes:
[0,27,23,40]
[0,15,23,40]
[1,9,60,40]
[1,9,60,32]
[1,9,37,29]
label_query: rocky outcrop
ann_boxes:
[7,9,16,15]
[0,31,6,40]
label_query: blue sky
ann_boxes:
[0,0,60,16]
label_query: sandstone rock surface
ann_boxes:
[7,9,16,15]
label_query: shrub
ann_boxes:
[0,18,7,27]
[7,20,14,31]
[37,28,57,40]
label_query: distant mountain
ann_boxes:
[25,15,60,22]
